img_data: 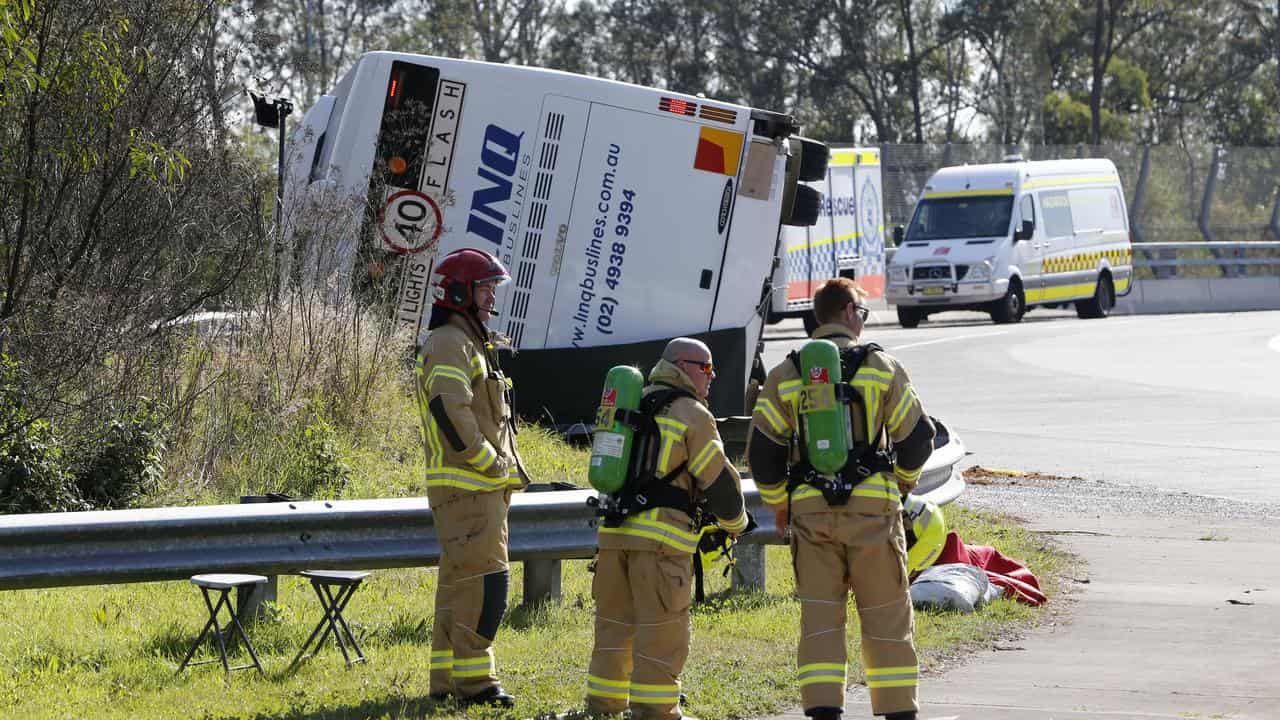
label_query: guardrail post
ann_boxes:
[522,559,562,605]
[730,543,766,592]
[236,495,280,622]
[1130,145,1150,244]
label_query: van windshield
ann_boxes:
[906,195,1014,241]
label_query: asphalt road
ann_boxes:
[759,308,1280,718]
[763,309,1280,504]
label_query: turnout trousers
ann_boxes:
[791,510,919,716]
[586,548,693,720]
[427,487,512,697]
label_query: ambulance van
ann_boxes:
[282,52,827,423]
[767,147,886,334]
[885,158,1132,327]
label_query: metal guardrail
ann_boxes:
[0,434,966,596]
[1132,241,1280,277]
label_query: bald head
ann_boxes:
[662,337,711,364]
[662,337,715,398]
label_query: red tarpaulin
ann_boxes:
[935,531,1047,606]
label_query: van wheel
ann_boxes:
[793,137,830,182]
[784,185,822,227]
[1076,273,1114,319]
[897,307,923,329]
[990,282,1025,324]
[802,312,820,335]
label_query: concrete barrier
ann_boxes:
[1116,276,1280,316]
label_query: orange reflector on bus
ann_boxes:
[693,127,744,176]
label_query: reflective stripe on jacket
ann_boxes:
[748,323,926,516]
[597,359,747,554]
[415,313,524,493]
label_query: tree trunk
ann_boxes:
[899,0,925,143]
[1090,0,1106,146]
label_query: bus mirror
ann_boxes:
[1014,220,1034,242]
[893,225,905,245]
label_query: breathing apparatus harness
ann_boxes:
[589,383,698,526]
[785,342,896,509]
[587,382,756,602]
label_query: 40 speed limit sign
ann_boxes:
[379,189,442,254]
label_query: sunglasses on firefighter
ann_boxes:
[849,303,870,322]
[677,358,715,376]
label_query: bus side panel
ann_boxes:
[711,145,787,330]
[544,103,731,348]
[499,96,590,351]
[853,159,886,298]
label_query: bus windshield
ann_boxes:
[906,195,1013,241]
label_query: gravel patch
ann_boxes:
[956,464,1280,523]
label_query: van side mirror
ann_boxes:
[893,225,905,245]
[1013,219,1034,242]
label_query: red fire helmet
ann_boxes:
[431,248,511,311]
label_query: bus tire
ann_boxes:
[784,185,822,227]
[793,137,830,182]
[1076,273,1114,319]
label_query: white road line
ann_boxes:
[1269,334,1280,354]
[891,331,1010,351]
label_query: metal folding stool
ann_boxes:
[289,570,370,669]
[177,574,267,676]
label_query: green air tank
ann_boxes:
[588,365,644,493]
[799,339,851,474]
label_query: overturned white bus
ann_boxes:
[283,52,827,423]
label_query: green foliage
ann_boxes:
[1042,91,1094,145]
[74,398,168,510]
[0,417,84,514]
[276,404,353,499]
[0,355,84,514]
[225,400,353,500]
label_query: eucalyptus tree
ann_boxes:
[1,0,267,433]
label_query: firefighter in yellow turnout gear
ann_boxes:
[415,249,528,708]
[748,279,935,720]
[586,338,748,720]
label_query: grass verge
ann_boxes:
[0,500,1071,720]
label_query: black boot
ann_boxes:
[459,685,516,708]
[804,707,842,720]
[882,712,917,720]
